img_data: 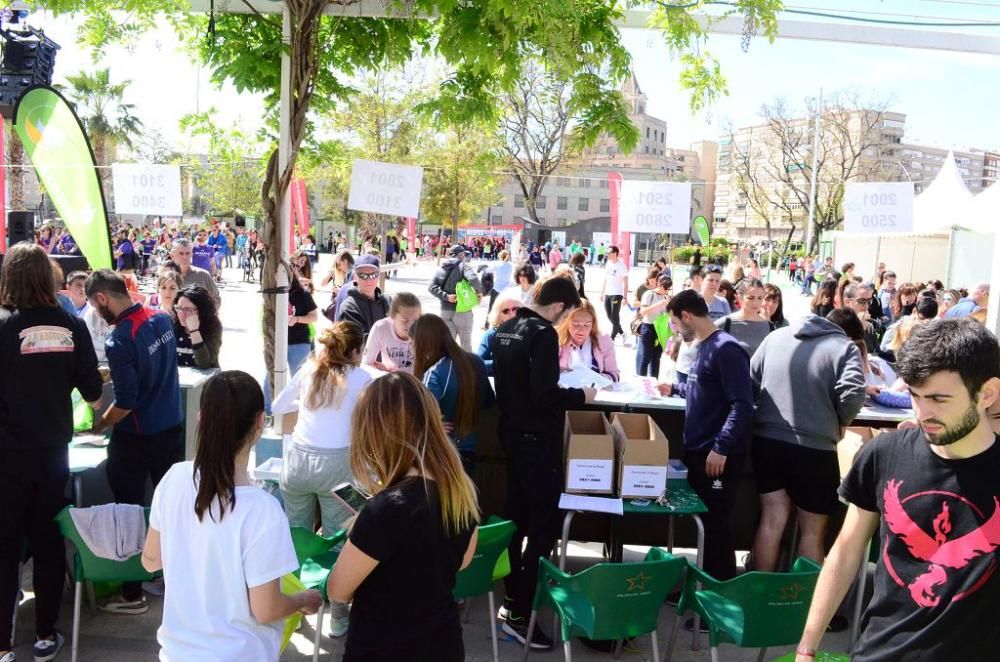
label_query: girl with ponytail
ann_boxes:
[141,371,321,660]
[327,372,479,661]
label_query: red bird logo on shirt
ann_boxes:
[883,479,1000,607]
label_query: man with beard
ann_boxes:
[657,289,753,603]
[85,270,182,615]
[796,319,1000,661]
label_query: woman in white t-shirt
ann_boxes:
[141,371,321,662]
[361,292,421,373]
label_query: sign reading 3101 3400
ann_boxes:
[844,182,914,234]
[347,159,424,218]
[617,181,692,235]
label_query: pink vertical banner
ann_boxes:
[405,217,416,254]
[0,126,6,252]
[607,172,630,268]
[291,178,311,237]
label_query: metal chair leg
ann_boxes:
[488,592,499,662]
[850,540,873,649]
[463,597,473,624]
[312,602,325,662]
[563,638,573,662]
[665,613,682,662]
[710,645,720,662]
[757,646,768,662]
[522,609,539,662]
[71,581,82,662]
[651,629,661,662]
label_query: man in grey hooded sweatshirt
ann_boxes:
[749,312,866,572]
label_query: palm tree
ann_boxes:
[62,68,143,196]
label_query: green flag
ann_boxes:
[693,215,710,246]
[14,86,112,270]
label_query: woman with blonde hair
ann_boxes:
[327,373,479,661]
[556,298,620,381]
[477,290,522,376]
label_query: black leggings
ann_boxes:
[0,448,70,647]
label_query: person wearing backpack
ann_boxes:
[428,245,482,351]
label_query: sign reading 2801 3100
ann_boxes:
[617,181,692,235]
[843,182,914,234]
[347,159,424,218]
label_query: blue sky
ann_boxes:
[32,1,1000,155]
[622,0,1000,150]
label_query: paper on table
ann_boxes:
[558,493,624,515]
[559,368,613,390]
[72,433,108,447]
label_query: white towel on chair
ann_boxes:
[68,504,147,561]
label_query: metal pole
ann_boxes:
[805,88,823,254]
[273,5,292,396]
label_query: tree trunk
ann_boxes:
[7,126,25,210]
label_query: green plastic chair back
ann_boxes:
[678,556,822,649]
[534,547,687,642]
[54,506,159,584]
[290,526,347,600]
[453,518,516,601]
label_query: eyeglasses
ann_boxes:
[855,298,872,305]
[500,307,519,314]
[174,305,197,314]
[356,271,379,281]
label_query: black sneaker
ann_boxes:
[684,617,710,634]
[32,631,64,662]
[496,595,515,622]
[502,617,554,650]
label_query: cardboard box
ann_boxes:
[278,411,298,436]
[837,427,882,479]
[564,411,616,495]
[611,413,670,498]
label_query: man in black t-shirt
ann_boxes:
[796,319,1000,662]
[492,277,595,650]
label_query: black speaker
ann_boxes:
[7,211,34,245]
[50,253,90,275]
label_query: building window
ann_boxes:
[646,127,650,138]
[600,198,610,213]
[581,178,591,188]
[557,196,568,210]
[678,155,685,162]
[556,177,570,187]
[514,194,524,208]
[661,134,665,144]
[600,180,609,188]
[536,196,547,210]
[644,146,649,154]
[578,198,590,212]
[492,214,503,224]
[653,129,657,141]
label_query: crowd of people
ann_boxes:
[1,230,998,662]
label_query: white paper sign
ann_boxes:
[621,465,668,498]
[551,231,566,247]
[566,459,613,492]
[347,159,423,218]
[559,493,623,515]
[618,181,692,234]
[844,182,914,234]
[111,164,183,216]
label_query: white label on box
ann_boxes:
[566,459,613,492]
[347,159,424,217]
[843,182,913,234]
[621,465,668,497]
[618,181,692,234]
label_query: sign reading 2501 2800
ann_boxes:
[347,159,424,218]
[618,181,692,235]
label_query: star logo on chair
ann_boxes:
[625,571,652,592]
[780,582,806,600]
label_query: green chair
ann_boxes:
[290,526,347,662]
[523,547,687,662]
[55,506,159,662]
[668,557,822,662]
[453,518,516,662]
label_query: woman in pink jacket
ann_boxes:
[556,298,620,382]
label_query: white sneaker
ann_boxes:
[1,651,17,662]
[32,631,64,662]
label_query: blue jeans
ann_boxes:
[635,323,662,378]
[264,342,313,415]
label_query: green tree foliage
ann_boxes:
[179,110,267,220]
[421,124,502,232]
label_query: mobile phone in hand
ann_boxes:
[331,482,370,514]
